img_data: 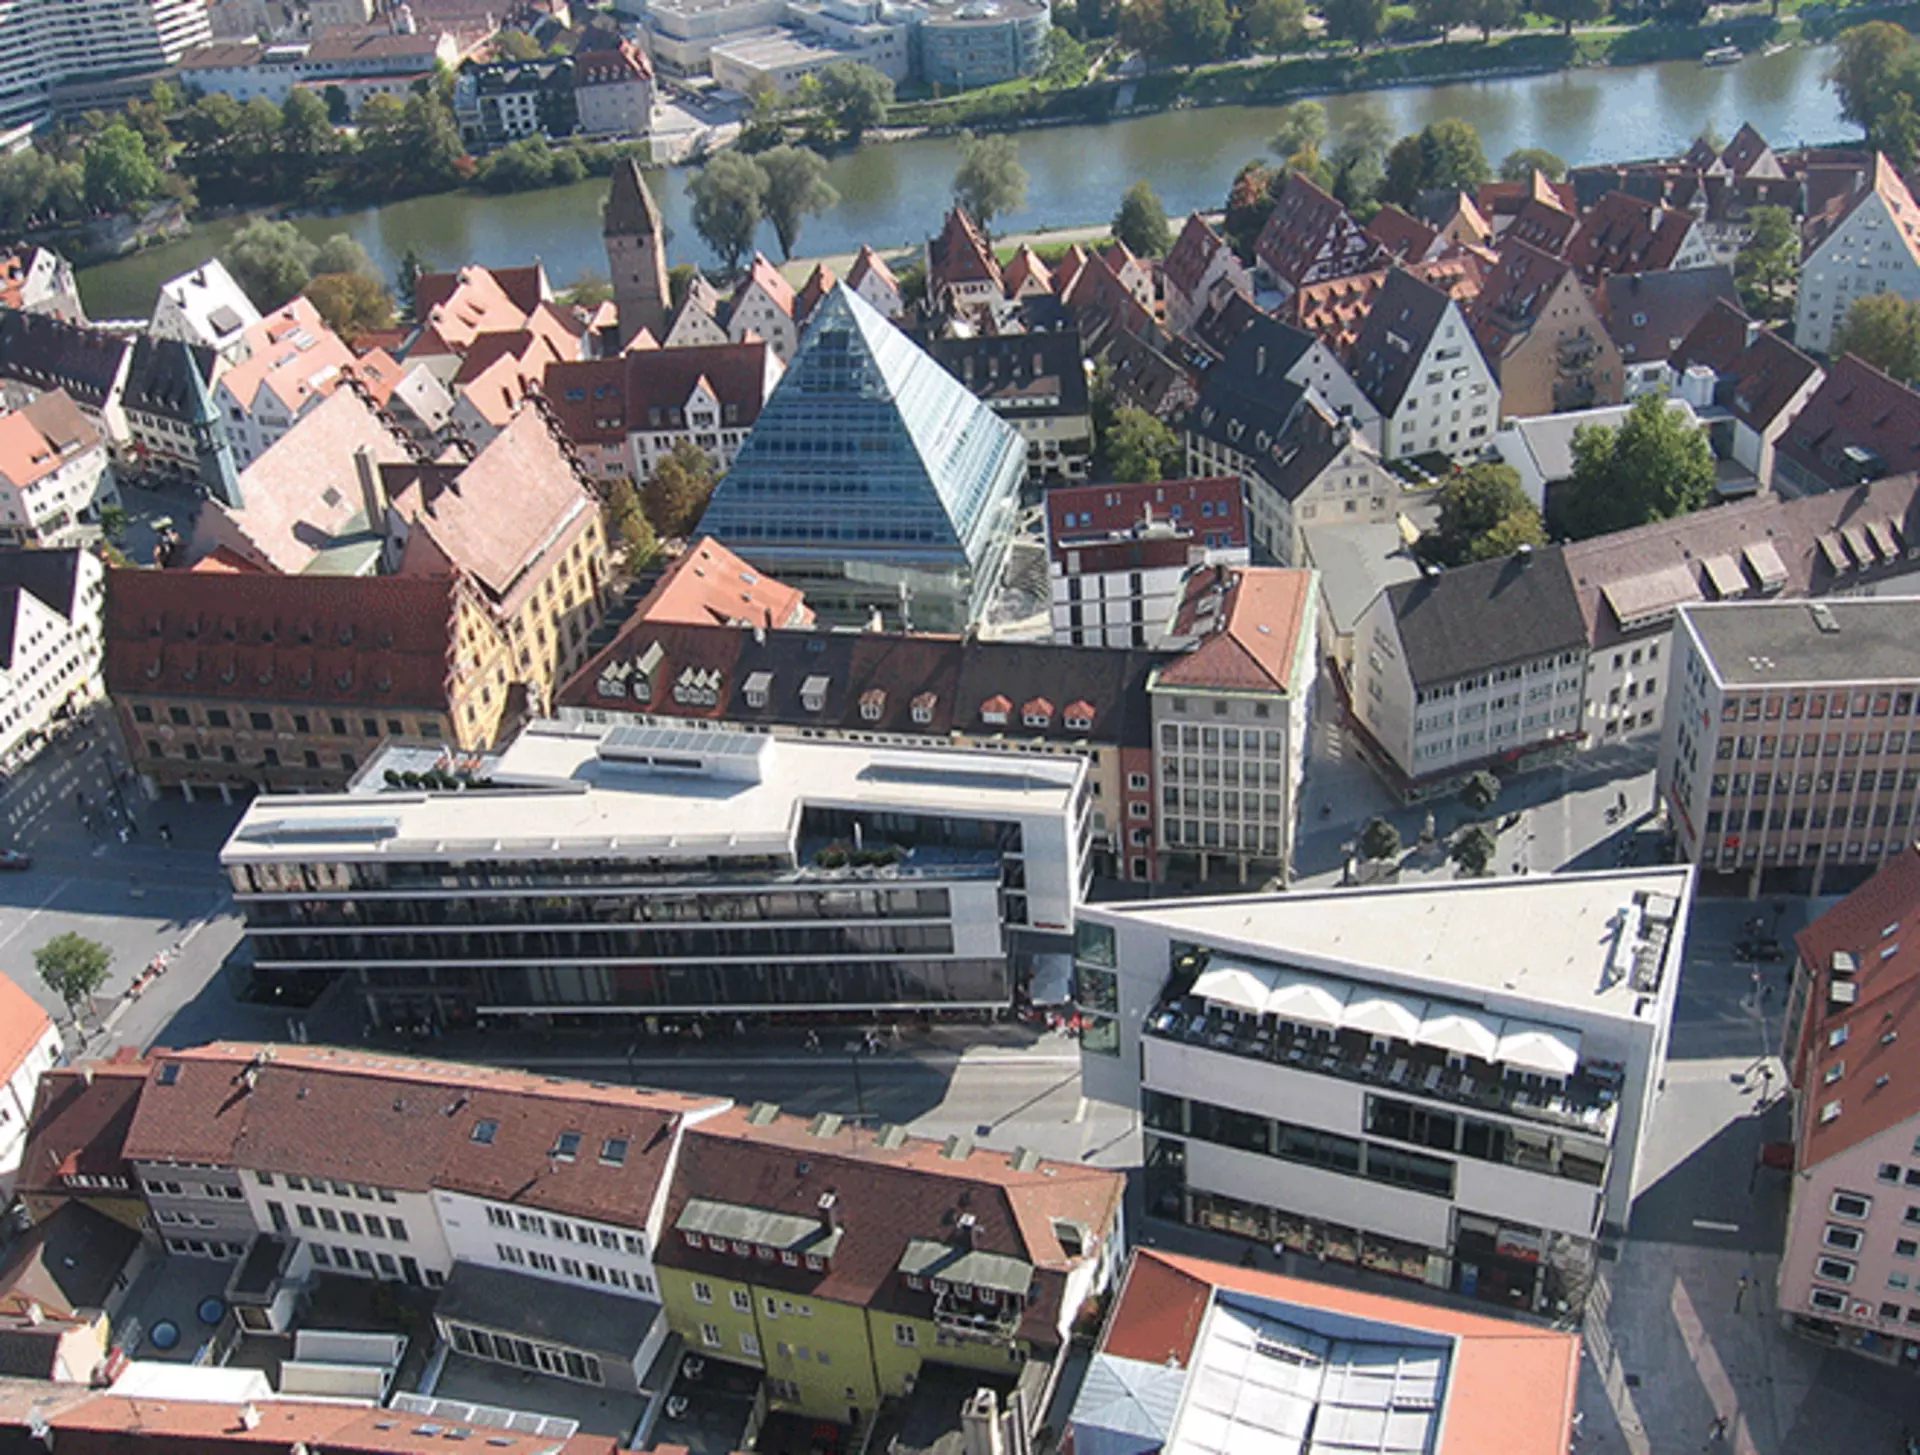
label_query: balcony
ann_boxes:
[933,1292,1020,1343]
[1145,998,1620,1142]
[1559,332,1600,367]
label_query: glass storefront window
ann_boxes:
[1075,920,1116,967]
[1081,1014,1120,1057]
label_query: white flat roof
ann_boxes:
[1091,868,1693,1024]
[224,720,1081,865]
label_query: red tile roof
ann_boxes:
[1155,565,1313,693]
[1001,245,1053,299]
[733,253,796,320]
[1365,203,1439,261]
[637,536,813,629]
[120,1042,723,1226]
[1254,173,1381,291]
[928,207,1002,296]
[1564,190,1691,282]
[0,971,52,1082]
[1791,845,1920,1167]
[1096,1250,1580,1455]
[1162,213,1230,299]
[545,341,775,447]
[1775,354,1920,491]
[103,568,458,712]
[657,1104,1123,1348]
[16,1058,147,1198]
[1502,195,1579,255]
[845,244,899,296]
[1470,239,1579,360]
[793,263,836,325]
[1045,477,1246,556]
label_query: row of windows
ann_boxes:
[481,1203,646,1257]
[493,1242,651,1291]
[147,739,356,772]
[256,1170,396,1201]
[1721,690,1920,723]
[310,1244,430,1283]
[131,704,435,738]
[273,1201,409,1241]
[1145,1093,1456,1199]
[1704,804,1915,835]
[1715,735,1919,762]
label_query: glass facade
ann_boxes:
[696,287,1024,629]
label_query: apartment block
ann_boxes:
[1661,598,1920,895]
[1075,870,1692,1315]
[1796,154,1920,356]
[1778,845,1920,1368]
[0,547,104,768]
[654,1101,1123,1423]
[221,719,1087,1027]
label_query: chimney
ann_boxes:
[961,1388,1005,1455]
[22,1300,42,1325]
[817,1190,840,1232]
[1516,542,1534,565]
[353,445,388,533]
[957,1212,978,1248]
[239,1405,261,1431]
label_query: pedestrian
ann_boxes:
[1734,1271,1749,1313]
[1710,1413,1729,1441]
[157,823,171,845]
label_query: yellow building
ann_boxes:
[655,1104,1125,1429]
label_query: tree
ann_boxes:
[280,88,337,189]
[1461,769,1501,812]
[1223,159,1276,261]
[1735,204,1798,319]
[815,61,893,143]
[1113,179,1172,257]
[1880,90,1920,175]
[604,474,659,564]
[1451,823,1498,876]
[226,218,317,309]
[1829,22,1914,139]
[98,504,128,540]
[758,145,838,260]
[1163,0,1233,62]
[36,932,111,1019]
[738,89,787,152]
[1465,0,1520,39]
[669,262,699,312]
[1359,816,1402,861]
[1383,118,1489,207]
[1419,463,1545,566]
[1536,0,1605,34]
[953,131,1027,233]
[1500,146,1567,182]
[1321,0,1387,48]
[1833,292,1920,382]
[1042,27,1090,84]
[644,440,719,538]
[1242,0,1307,51]
[494,28,544,59]
[322,85,352,125]
[1560,391,1716,538]
[687,150,767,273]
[1119,0,1170,55]
[396,246,427,319]
[313,232,376,279]
[1102,406,1183,482]
[305,271,396,339]
[1269,100,1327,163]
[82,123,160,211]
[1412,0,1471,37]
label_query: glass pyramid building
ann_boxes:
[695,283,1026,631]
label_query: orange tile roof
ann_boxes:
[1791,843,1920,1167]
[735,253,796,319]
[218,297,355,415]
[637,536,813,629]
[1099,1250,1580,1455]
[412,264,530,355]
[0,975,52,1081]
[0,391,98,489]
[1156,565,1313,693]
[846,244,899,295]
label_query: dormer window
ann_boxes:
[806,1254,823,1270]
[801,674,829,712]
[1022,698,1053,729]
[912,693,936,725]
[860,688,885,722]
[744,670,772,709]
[981,695,1012,726]
[731,1240,751,1256]
[686,1231,704,1248]
[1064,700,1094,731]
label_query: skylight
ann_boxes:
[471,1119,498,1145]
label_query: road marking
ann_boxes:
[1691,1218,1741,1233]
[0,877,71,952]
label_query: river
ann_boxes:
[78,42,1848,319]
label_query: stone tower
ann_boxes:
[604,158,669,348]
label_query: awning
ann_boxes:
[1265,969,1350,1029]
[1191,962,1275,1015]
[1342,989,1428,1041]
[1494,1020,1582,1078]
[1418,1005,1502,1061]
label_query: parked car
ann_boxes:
[0,849,32,870]
[1735,938,1785,962]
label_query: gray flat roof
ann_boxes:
[435,1260,662,1358]
[1685,599,1920,687]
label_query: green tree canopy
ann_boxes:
[1419,463,1545,566]
[1163,0,1233,62]
[1461,769,1501,812]
[1242,0,1307,51]
[226,218,318,309]
[1412,0,1471,37]
[36,932,111,1016]
[1359,817,1402,861]
[758,145,838,260]
[1101,406,1183,482]
[1833,292,1920,382]
[1321,0,1386,47]
[312,232,376,279]
[1536,0,1606,34]
[1383,118,1489,207]
[279,88,338,189]
[1559,392,1716,538]
[687,150,767,273]
[1499,146,1567,181]
[494,28,544,59]
[1269,100,1328,162]
[81,122,159,211]
[815,61,894,142]
[396,245,427,318]
[1113,179,1173,256]
[604,474,660,565]
[953,131,1027,231]
[644,439,720,537]
[1451,822,1498,875]
[1828,22,1916,141]
[1465,0,1520,39]
[1223,159,1276,261]
[1735,204,1798,319]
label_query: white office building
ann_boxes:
[1074,869,1693,1314]
[0,0,212,134]
[222,720,1088,1028]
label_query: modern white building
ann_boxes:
[1492,397,1705,514]
[221,720,1089,1028]
[0,548,104,769]
[1796,154,1920,357]
[0,392,118,547]
[1074,869,1694,1314]
[0,0,212,133]
[0,976,61,1200]
[149,259,261,365]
